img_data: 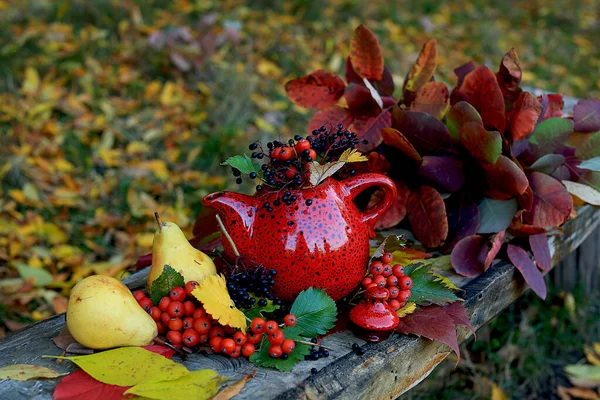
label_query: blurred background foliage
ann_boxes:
[0,0,599,397]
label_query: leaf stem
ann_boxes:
[216,213,240,257]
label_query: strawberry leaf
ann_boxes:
[149,265,185,304]
[285,70,346,109]
[249,336,310,372]
[507,244,547,299]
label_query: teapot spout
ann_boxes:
[202,191,257,253]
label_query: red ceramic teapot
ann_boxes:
[202,173,397,301]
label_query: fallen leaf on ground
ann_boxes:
[212,371,256,400]
[0,364,64,381]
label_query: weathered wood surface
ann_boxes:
[0,205,598,400]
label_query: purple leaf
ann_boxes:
[529,234,551,272]
[443,195,480,253]
[573,99,600,133]
[484,230,505,270]
[451,235,487,276]
[418,155,465,192]
[392,108,454,155]
[507,244,547,299]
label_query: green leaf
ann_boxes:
[0,364,64,381]
[249,336,310,371]
[15,263,53,287]
[477,198,518,234]
[528,118,574,156]
[221,154,263,176]
[565,364,600,386]
[149,265,185,305]
[529,154,565,174]
[404,263,459,306]
[125,369,226,399]
[284,288,337,338]
[576,131,600,160]
[243,298,280,321]
[370,234,407,262]
[579,156,600,172]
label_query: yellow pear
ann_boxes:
[147,213,216,290]
[66,275,157,349]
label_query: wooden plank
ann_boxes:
[0,205,598,400]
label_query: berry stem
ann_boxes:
[153,337,188,360]
[216,214,240,257]
[296,339,334,351]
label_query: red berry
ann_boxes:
[284,314,296,327]
[221,338,236,355]
[381,264,392,277]
[138,297,153,312]
[251,318,266,334]
[166,330,182,345]
[193,308,206,319]
[158,296,171,312]
[388,286,399,298]
[230,345,242,358]
[285,166,298,179]
[398,276,413,290]
[234,331,247,345]
[265,320,279,333]
[281,339,296,354]
[398,290,411,302]
[269,345,283,358]
[194,317,212,335]
[369,261,383,276]
[295,139,311,153]
[279,147,293,161]
[268,330,285,345]
[362,277,373,288]
[392,264,404,277]
[271,147,282,160]
[308,149,317,161]
[183,301,195,317]
[199,333,209,344]
[246,331,263,344]
[156,321,166,334]
[389,299,401,311]
[184,281,199,296]
[365,282,378,290]
[182,329,200,347]
[242,342,255,357]
[387,276,398,287]
[381,252,393,264]
[168,317,183,331]
[167,301,184,318]
[170,287,186,302]
[133,290,146,301]
[373,275,386,288]
[160,312,171,325]
[210,336,223,353]
[209,326,225,339]
[183,317,194,330]
[149,306,161,321]
[223,325,236,335]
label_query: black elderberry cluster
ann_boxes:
[304,337,330,361]
[230,124,368,192]
[226,266,282,310]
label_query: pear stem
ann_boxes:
[216,213,240,257]
[154,212,163,233]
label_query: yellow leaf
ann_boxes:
[212,371,256,400]
[585,345,600,366]
[431,273,459,290]
[9,189,26,203]
[565,292,576,319]
[45,347,189,386]
[594,343,600,357]
[254,116,276,133]
[397,302,416,318]
[0,364,64,381]
[126,141,151,154]
[22,67,40,94]
[98,148,121,167]
[192,275,247,332]
[257,59,282,78]
[125,369,226,400]
[51,244,83,260]
[160,82,181,106]
[136,232,154,248]
[392,248,431,266]
[338,148,368,163]
[491,383,509,400]
[139,160,170,181]
[145,81,162,100]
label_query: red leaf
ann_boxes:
[141,345,176,359]
[397,304,461,361]
[135,253,152,270]
[446,101,483,140]
[344,83,380,116]
[418,155,465,192]
[345,57,394,96]
[573,99,600,133]
[54,370,130,400]
[411,81,449,120]
[444,302,474,334]
[507,244,547,299]
[524,172,573,227]
[285,70,346,109]
[391,108,454,155]
[451,235,487,276]
[529,233,551,272]
[508,92,541,140]
[496,48,522,110]
[482,155,529,197]
[453,61,476,88]
[484,230,505,270]
[353,109,392,152]
[350,25,384,80]
[403,39,437,94]
[307,106,352,135]
[458,121,502,165]
[406,186,448,248]
[381,127,422,164]
[192,206,220,238]
[453,66,506,132]
[537,93,564,121]
[370,180,410,230]
[367,152,390,174]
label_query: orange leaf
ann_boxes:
[349,25,384,80]
[404,39,437,93]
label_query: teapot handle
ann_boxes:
[342,173,397,238]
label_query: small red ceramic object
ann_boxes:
[203,174,396,301]
[349,286,400,342]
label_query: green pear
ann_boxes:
[66,275,157,349]
[147,213,216,290]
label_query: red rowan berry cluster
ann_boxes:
[247,315,298,359]
[361,251,413,311]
